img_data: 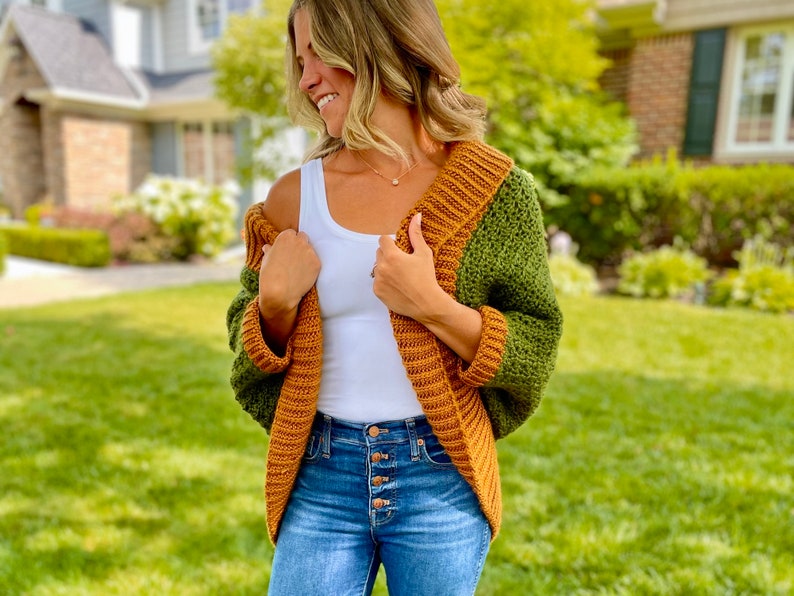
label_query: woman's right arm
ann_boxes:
[226,169,319,430]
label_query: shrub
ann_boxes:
[679,164,794,267]
[548,253,600,297]
[1,226,111,267]
[52,207,176,263]
[618,240,712,299]
[551,158,794,269]
[547,155,685,265]
[114,177,239,261]
[24,200,56,227]
[709,236,794,314]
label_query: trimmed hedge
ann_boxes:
[0,225,111,267]
[546,159,794,267]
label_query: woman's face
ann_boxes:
[293,9,355,139]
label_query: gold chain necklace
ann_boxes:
[356,153,420,186]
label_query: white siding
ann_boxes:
[159,0,210,72]
[665,0,794,32]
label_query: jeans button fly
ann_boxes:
[368,426,380,438]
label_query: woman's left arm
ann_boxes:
[373,213,484,363]
[375,170,563,437]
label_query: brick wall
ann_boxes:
[599,48,632,104]
[61,114,151,210]
[0,43,48,216]
[0,39,152,215]
[625,33,695,159]
[599,34,695,159]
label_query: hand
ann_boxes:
[374,213,484,362]
[258,229,321,320]
[373,213,446,322]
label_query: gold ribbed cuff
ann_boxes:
[457,305,508,387]
[241,298,293,373]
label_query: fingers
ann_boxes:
[407,212,429,254]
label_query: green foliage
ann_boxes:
[211,0,294,180]
[554,155,684,264]
[0,225,111,267]
[709,236,794,314]
[1,288,792,593]
[554,158,794,267]
[679,163,794,266]
[618,240,712,299]
[437,0,637,202]
[24,201,56,227]
[548,253,599,297]
[114,176,240,261]
[0,230,6,276]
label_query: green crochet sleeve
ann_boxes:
[456,167,563,439]
[226,265,286,432]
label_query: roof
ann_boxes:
[0,4,217,111]
[3,4,139,100]
[140,69,216,106]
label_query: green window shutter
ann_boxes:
[683,28,726,156]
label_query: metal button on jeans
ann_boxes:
[372,498,390,509]
[368,426,380,438]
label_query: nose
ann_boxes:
[299,64,320,94]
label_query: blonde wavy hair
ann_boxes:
[286,0,487,162]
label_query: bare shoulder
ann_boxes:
[261,168,301,231]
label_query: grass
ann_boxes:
[0,285,792,594]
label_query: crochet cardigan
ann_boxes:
[226,141,563,544]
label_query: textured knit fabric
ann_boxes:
[226,140,563,544]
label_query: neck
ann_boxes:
[360,98,440,170]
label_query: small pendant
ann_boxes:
[392,179,399,186]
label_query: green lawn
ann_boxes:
[1,285,792,595]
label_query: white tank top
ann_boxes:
[299,159,423,422]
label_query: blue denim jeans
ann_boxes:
[268,413,491,596]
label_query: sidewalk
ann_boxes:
[0,248,245,309]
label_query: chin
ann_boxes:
[325,126,344,139]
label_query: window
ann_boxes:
[726,25,794,153]
[189,0,252,54]
[180,121,237,184]
[196,0,220,44]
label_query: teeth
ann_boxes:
[317,94,338,109]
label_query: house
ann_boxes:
[595,0,794,164]
[0,0,261,220]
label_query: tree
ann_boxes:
[436,0,636,205]
[212,0,294,179]
[212,0,636,197]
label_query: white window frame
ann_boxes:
[187,0,252,55]
[723,22,794,156]
[111,1,143,68]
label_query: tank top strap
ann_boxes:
[299,159,327,234]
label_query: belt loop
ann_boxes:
[405,418,420,461]
[322,414,332,458]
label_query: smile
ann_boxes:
[317,94,339,110]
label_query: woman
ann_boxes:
[226,0,563,593]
